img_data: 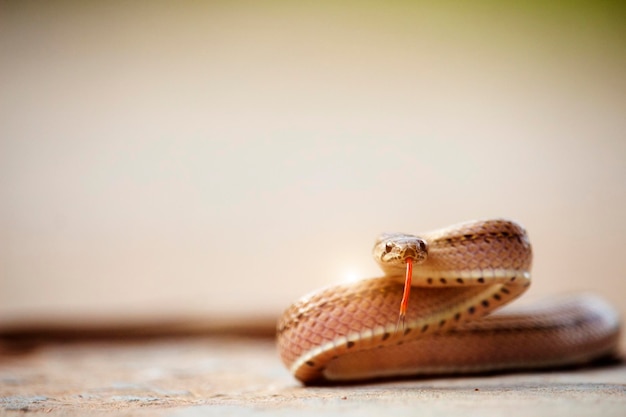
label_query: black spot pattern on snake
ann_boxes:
[427,278,433,285]
[403,327,412,335]
[439,320,446,327]
[468,306,476,314]
[421,324,429,332]
[477,277,485,284]
[440,278,447,284]
[501,287,510,294]
[454,312,461,321]
[510,276,517,282]
[493,294,501,301]
[346,341,355,348]
[382,332,390,341]
[306,361,315,367]
[431,228,525,247]
[482,300,490,308]
[456,278,464,284]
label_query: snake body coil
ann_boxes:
[277,219,620,384]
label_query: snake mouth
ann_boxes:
[402,249,418,261]
[401,247,427,264]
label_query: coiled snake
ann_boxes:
[277,219,620,384]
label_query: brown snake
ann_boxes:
[277,219,621,384]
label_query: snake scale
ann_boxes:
[277,218,620,384]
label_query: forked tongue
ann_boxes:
[396,258,413,331]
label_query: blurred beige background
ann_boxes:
[1,1,624,329]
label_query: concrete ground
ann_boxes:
[1,335,624,417]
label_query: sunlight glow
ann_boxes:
[341,269,362,284]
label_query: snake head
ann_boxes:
[373,233,428,269]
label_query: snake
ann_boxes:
[276,218,621,384]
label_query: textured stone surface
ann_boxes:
[0,336,624,416]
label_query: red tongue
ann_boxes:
[397,258,413,330]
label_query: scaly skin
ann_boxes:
[276,219,620,384]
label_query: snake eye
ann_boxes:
[384,242,393,253]
[419,240,426,252]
